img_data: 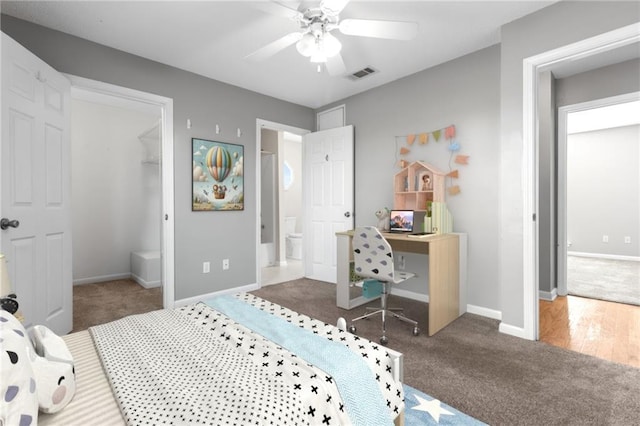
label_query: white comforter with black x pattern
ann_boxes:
[90,293,403,426]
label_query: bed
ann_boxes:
[34,293,405,425]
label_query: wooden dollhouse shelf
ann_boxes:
[394,161,445,211]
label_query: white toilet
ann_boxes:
[285,217,303,260]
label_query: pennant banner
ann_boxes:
[400,147,411,155]
[419,133,428,145]
[448,185,461,196]
[455,155,469,165]
[446,170,459,178]
[445,125,456,140]
[407,134,416,145]
[433,130,441,141]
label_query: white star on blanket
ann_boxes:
[411,394,455,423]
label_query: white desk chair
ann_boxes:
[348,226,420,344]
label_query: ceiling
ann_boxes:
[5,0,632,110]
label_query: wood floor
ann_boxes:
[540,295,640,368]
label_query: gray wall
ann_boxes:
[567,125,640,257]
[499,0,639,329]
[556,59,640,108]
[319,45,501,310]
[1,15,314,300]
[538,71,556,294]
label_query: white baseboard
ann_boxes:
[175,283,260,307]
[539,287,557,301]
[499,322,530,340]
[73,273,131,286]
[467,304,502,320]
[568,251,640,262]
[131,274,161,289]
[391,288,429,303]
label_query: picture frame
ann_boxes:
[192,138,244,211]
[418,171,432,191]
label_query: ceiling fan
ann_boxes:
[246,0,418,75]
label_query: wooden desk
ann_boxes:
[336,231,460,336]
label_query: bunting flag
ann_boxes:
[454,155,469,165]
[447,141,460,152]
[446,170,459,178]
[445,125,456,140]
[419,133,428,144]
[433,130,441,141]
[398,159,408,168]
[400,147,411,155]
[407,134,416,145]
[448,185,461,196]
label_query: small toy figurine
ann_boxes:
[375,208,390,232]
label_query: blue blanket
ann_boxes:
[206,295,393,426]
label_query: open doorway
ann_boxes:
[256,120,310,287]
[67,76,175,330]
[559,97,640,306]
[538,94,640,367]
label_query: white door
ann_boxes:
[303,125,354,283]
[1,33,72,334]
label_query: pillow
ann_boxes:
[0,310,38,426]
[30,325,76,413]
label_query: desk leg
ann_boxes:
[428,235,460,336]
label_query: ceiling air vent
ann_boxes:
[348,66,377,81]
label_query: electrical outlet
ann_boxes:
[624,236,631,244]
[602,235,609,243]
[202,261,210,274]
[222,259,229,270]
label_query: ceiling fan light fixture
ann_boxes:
[310,51,327,63]
[296,33,316,57]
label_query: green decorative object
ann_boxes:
[362,280,383,299]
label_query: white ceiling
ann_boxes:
[568,100,640,134]
[1,0,565,109]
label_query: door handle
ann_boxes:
[344,212,351,218]
[0,218,20,230]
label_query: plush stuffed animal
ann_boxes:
[1,310,38,425]
[0,310,76,426]
[31,325,76,413]
[375,207,390,232]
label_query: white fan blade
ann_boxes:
[245,33,303,62]
[320,0,350,16]
[339,19,418,40]
[326,53,347,76]
[255,1,303,21]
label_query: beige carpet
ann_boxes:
[72,278,162,332]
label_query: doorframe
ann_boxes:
[255,119,310,286]
[67,75,175,309]
[522,22,640,340]
[557,91,640,296]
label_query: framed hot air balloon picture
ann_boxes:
[192,138,244,211]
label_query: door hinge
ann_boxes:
[532,213,536,221]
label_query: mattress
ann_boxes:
[38,293,405,425]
